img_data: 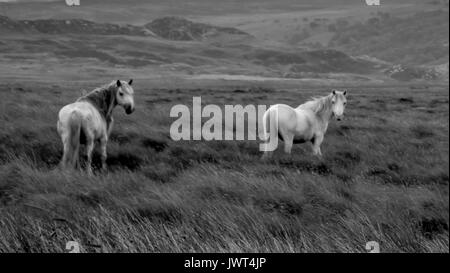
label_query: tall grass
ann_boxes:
[0,82,448,252]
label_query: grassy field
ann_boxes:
[0,80,448,252]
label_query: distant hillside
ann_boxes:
[0,15,250,41]
[384,63,449,81]
[145,17,251,41]
[328,10,449,66]
[0,15,152,36]
[244,49,377,74]
[0,13,447,82]
[0,15,32,34]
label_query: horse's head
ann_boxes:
[331,89,347,121]
[116,79,135,115]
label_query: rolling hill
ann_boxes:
[0,1,448,83]
[145,17,251,41]
[0,15,376,74]
[0,15,251,41]
[328,10,449,66]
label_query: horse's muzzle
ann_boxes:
[125,105,134,115]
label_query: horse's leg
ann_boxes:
[283,133,294,154]
[72,139,80,169]
[59,129,68,168]
[312,134,324,156]
[57,121,68,169]
[99,135,108,172]
[85,135,95,176]
[106,117,114,138]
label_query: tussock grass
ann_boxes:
[0,82,448,252]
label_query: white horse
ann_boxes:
[57,80,135,174]
[261,89,347,158]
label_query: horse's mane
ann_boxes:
[77,81,118,120]
[298,94,333,117]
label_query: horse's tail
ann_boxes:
[66,111,82,168]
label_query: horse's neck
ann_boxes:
[80,87,117,120]
[103,88,117,119]
[318,107,332,121]
[314,97,333,132]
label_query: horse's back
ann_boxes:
[267,103,295,118]
[266,104,317,141]
[58,101,105,139]
[267,104,308,131]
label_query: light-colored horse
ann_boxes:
[262,89,347,158]
[57,80,135,174]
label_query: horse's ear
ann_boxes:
[128,79,133,85]
[332,89,337,95]
[343,89,347,96]
[116,80,121,87]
